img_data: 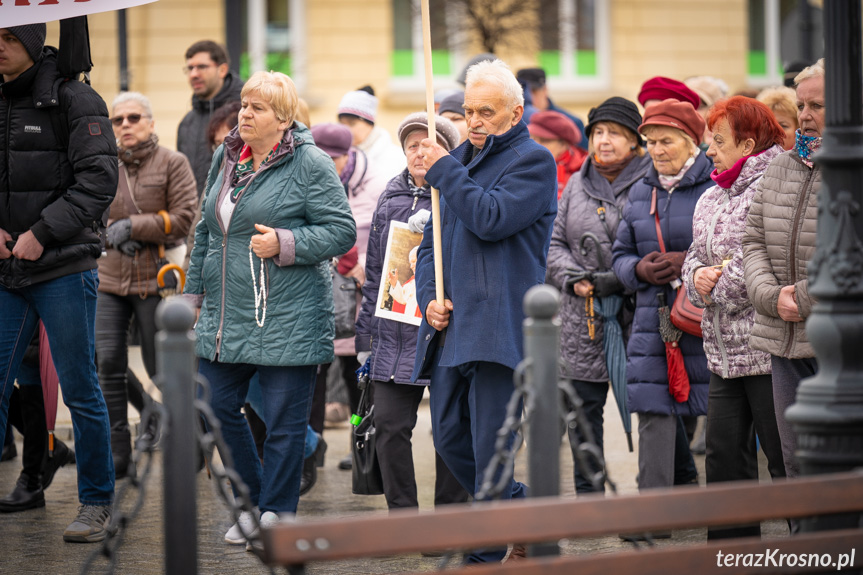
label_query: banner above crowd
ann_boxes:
[2,0,158,28]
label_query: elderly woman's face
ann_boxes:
[590,121,636,164]
[111,100,154,149]
[238,92,287,149]
[796,76,825,139]
[404,130,429,184]
[706,118,753,174]
[645,126,693,176]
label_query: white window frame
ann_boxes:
[747,0,783,88]
[245,0,307,93]
[546,0,611,94]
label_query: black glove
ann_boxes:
[116,239,143,257]
[563,268,592,293]
[591,271,623,297]
[657,251,686,281]
[635,251,675,285]
[106,219,132,248]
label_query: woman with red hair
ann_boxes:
[681,96,787,540]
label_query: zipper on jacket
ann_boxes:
[780,167,816,358]
[4,104,11,216]
[713,311,730,378]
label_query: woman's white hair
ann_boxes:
[464,59,524,109]
[794,58,825,86]
[111,91,153,118]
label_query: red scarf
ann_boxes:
[556,147,587,198]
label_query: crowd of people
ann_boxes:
[0,23,828,564]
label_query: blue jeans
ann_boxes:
[429,351,527,563]
[199,359,316,514]
[0,270,114,504]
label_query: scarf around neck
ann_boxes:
[118,134,159,171]
[710,147,771,189]
[232,141,281,202]
[593,152,636,184]
[657,154,696,192]
[794,130,822,168]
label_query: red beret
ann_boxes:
[527,110,581,147]
[639,99,706,144]
[638,76,701,109]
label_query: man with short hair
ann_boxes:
[413,59,557,564]
[177,40,243,196]
[516,67,587,149]
[0,24,117,542]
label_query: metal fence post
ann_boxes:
[156,298,198,575]
[786,0,863,540]
[523,284,561,558]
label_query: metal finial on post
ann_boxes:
[785,0,863,535]
[156,298,198,575]
[522,284,561,558]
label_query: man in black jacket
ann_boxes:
[0,24,117,543]
[176,40,243,196]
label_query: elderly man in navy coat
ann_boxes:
[412,59,557,564]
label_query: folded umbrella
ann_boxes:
[37,322,60,458]
[593,294,632,452]
[656,292,690,403]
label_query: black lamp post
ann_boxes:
[785,0,863,533]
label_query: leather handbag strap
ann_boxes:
[651,187,667,254]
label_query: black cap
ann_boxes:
[438,91,465,117]
[586,97,644,145]
[7,24,47,64]
[516,67,546,89]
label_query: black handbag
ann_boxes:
[351,364,384,495]
[331,260,359,340]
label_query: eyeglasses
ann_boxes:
[182,64,215,75]
[110,114,147,127]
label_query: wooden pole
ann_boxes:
[421,0,445,305]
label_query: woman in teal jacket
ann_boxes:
[184,71,355,541]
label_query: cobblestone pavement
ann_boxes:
[0,390,787,574]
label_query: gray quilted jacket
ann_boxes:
[546,154,651,382]
[742,150,820,359]
[683,145,783,378]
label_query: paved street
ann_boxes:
[0,353,788,574]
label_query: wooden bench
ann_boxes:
[261,470,863,574]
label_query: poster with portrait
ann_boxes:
[375,221,424,326]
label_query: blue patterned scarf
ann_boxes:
[794,130,822,168]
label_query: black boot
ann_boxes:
[17,385,49,486]
[300,434,325,496]
[100,375,132,480]
[41,438,75,491]
[0,473,44,512]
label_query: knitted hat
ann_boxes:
[639,98,706,144]
[311,123,353,158]
[516,67,546,89]
[528,110,580,147]
[637,76,701,109]
[397,112,460,152]
[337,90,378,124]
[7,24,47,64]
[684,76,729,110]
[586,97,644,145]
[437,91,465,117]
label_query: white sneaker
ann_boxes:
[224,509,259,545]
[246,511,280,552]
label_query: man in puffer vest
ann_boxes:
[0,24,117,543]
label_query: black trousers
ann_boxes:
[705,372,786,540]
[372,379,468,509]
[94,292,160,462]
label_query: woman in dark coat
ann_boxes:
[355,112,467,510]
[612,99,712,494]
[546,97,651,494]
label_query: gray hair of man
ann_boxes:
[794,58,825,85]
[464,59,525,110]
[111,91,154,118]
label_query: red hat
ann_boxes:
[527,110,581,148]
[638,99,706,144]
[637,76,701,109]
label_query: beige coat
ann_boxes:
[742,151,820,358]
[98,143,197,296]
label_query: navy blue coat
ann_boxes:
[611,152,713,416]
[411,121,557,379]
[356,170,429,385]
